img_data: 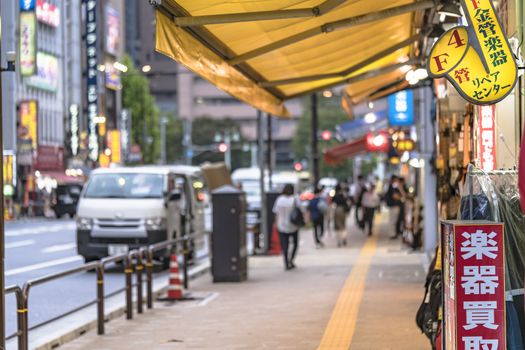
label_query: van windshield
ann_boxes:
[84,173,165,199]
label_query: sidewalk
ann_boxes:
[60,215,430,350]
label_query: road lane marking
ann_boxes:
[6,223,75,237]
[196,292,220,307]
[5,240,36,249]
[317,234,378,350]
[5,256,83,276]
[42,243,77,254]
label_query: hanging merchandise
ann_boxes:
[459,166,525,349]
[519,123,525,214]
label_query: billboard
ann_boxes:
[19,12,37,76]
[388,90,414,126]
[105,5,120,56]
[18,100,38,150]
[25,52,59,92]
[84,0,99,161]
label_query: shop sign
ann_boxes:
[34,145,63,171]
[69,104,79,156]
[25,52,59,92]
[441,221,505,350]
[479,105,496,171]
[20,0,36,11]
[36,0,59,27]
[3,151,16,187]
[107,130,121,164]
[105,5,120,56]
[19,12,37,76]
[98,153,110,168]
[128,144,143,163]
[84,0,99,161]
[428,0,517,105]
[18,100,38,150]
[393,139,415,152]
[388,90,414,126]
[120,109,131,161]
[105,62,121,90]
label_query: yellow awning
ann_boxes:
[154,0,432,117]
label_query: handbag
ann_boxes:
[289,199,305,227]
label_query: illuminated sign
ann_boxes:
[26,52,59,92]
[105,5,120,56]
[428,0,517,105]
[366,131,389,152]
[388,90,414,126]
[36,0,60,27]
[107,130,121,164]
[69,104,79,156]
[479,105,496,171]
[105,62,121,90]
[84,0,99,161]
[18,100,38,150]
[19,12,37,76]
[393,139,415,152]
[3,151,16,187]
[20,0,36,11]
[442,221,505,350]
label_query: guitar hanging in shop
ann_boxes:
[427,0,517,105]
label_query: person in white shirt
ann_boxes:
[361,183,381,236]
[272,184,299,270]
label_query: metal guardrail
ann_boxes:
[5,234,197,350]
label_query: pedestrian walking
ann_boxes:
[307,187,327,248]
[332,184,350,247]
[361,184,380,236]
[384,175,403,239]
[352,175,366,228]
[272,184,299,270]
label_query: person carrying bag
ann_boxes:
[273,184,302,270]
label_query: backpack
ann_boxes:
[317,199,328,214]
[289,200,305,227]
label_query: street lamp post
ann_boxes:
[0,48,16,350]
[160,116,168,164]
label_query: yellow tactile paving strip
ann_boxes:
[317,234,378,350]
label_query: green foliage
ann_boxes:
[121,55,160,164]
[164,113,183,163]
[292,95,355,181]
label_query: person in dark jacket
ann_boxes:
[307,187,326,248]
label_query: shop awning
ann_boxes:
[324,137,367,165]
[153,0,433,117]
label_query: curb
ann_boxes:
[10,261,211,350]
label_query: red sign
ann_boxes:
[442,221,505,350]
[366,131,389,152]
[479,106,496,171]
[36,0,60,27]
[34,145,64,171]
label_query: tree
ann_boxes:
[121,55,160,164]
[292,95,355,181]
[164,113,184,164]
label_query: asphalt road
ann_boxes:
[4,218,129,339]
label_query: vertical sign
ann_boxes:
[442,221,505,350]
[18,100,38,149]
[107,130,121,164]
[120,109,131,162]
[84,0,98,161]
[105,5,120,56]
[388,90,414,126]
[479,106,496,171]
[19,11,37,76]
[69,104,79,156]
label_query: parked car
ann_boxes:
[76,165,209,264]
[51,183,83,218]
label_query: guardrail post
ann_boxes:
[124,255,133,320]
[20,284,30,350]
[14,288,24,350]
[96,262,105,335]
[182,238,189,289]
[146,249,154,309]
[136,250,144,314]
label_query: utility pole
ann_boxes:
[311,93,320,187]
[266,113,273,190]
[224,133,231,169]
[257,110,267,253]
[159,116,167,164]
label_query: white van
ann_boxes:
[76,165,209,263]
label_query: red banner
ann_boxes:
[442,221,505,350]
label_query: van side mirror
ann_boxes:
[168,190,181,202]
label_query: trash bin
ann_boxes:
[211,185,247,282]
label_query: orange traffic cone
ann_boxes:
[267,223,282,255]
[167,254,184,300]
